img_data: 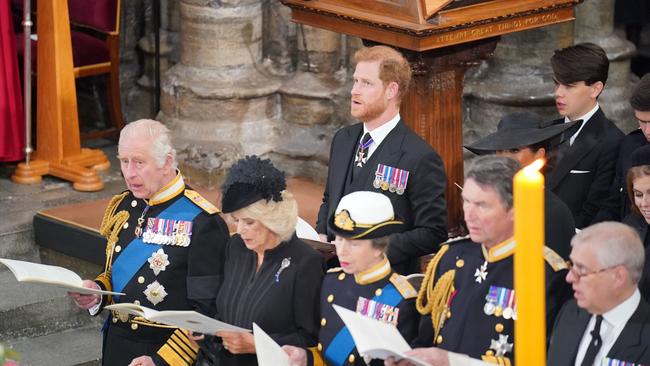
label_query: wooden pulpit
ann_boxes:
[11,0,110,191]
[280,0,582,232]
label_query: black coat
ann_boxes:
[94,180,230,366]
[548,298,650,365]
[316,121,448,274]
[548,108,624,228]
[545,188,576,260]
[199,234,325,366]
[412,238,571,365]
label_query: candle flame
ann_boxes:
[523,158,545,174]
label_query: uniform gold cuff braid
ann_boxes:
[99,192,130,275]
[416,244,455,340]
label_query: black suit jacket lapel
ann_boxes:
[331,124,363,207]
[608,299,650,363]
[548,112,603,190]
[565,306,593,362]
[350,121,406,191]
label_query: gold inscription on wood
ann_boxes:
[433,12,562,45]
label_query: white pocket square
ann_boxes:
[570,170,591,174]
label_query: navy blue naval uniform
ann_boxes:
[92,173,229,366]
[413,237,571,366]
[307,257,419,366]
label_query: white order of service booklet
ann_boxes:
[104,303,250,334]
[0,258,124,296]
[253,323,291,366]
[332,304,431,366]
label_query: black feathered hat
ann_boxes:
[221,155,286,213]
[630,144,650,168]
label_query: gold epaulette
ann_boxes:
[482,355,512,366]
[327,267,343,274]
[443,234,471,245]
[184,189,219,214]
[156,328,199,366]
[390,273,418,299]
[543,246,569,272]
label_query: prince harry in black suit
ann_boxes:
[316,45,448,275]
[548,222,650,366]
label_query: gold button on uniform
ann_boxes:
[134,300,140,305]
[123,222,129,229]
[495,323,504,333]
[131,323,138,330]
[321,318,327,326]
[115,245,122,253]
[375,288,383,296]
[138,276,145,284]
[436,335,443,344]
[131,200,138,207]
[348,354,355,363]
[485,350,494,356]
[112,317,118,323]
[456,259,464,268]
[327,294,334,303]
[317,343,323,351]
[446,310,452,319]
[338,273,345,281]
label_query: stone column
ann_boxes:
[159,0,281,188]
[463,23,574,145]
[274,26,350,181]
[575,0,636,132]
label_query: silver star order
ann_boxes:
[355,151,366,167]
[474,260,488,283]
[144,280,168,306]
[148,248,170,275]
[490,334,513,357]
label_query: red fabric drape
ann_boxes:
[0,1,24,162]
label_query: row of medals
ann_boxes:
[143,230,191,247]
[373,176,405,195]
[484,300,517,320]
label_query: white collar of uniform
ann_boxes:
[601,288,641,330]
[363,113,400,147]
[148,171,185,206]
[564,103,599,145]
[354,256,391,285]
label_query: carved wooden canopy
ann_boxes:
[280,0,582,51]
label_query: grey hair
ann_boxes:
[119,119,177,170]
[571,222,645,285]
[233,190,298,242]
[465,155,520,209]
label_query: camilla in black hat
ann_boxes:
[284,191,419,366]
[196,155,324,366]
[623,144,650,301]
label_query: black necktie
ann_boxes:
[581,315,604,366]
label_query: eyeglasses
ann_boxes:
[567,261,619,280]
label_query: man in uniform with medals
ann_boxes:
[389,156,571,366]
[68,119,230,366]
[316,45,448,275]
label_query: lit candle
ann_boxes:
[514,158,545,366]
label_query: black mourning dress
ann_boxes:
[198,233,325,366]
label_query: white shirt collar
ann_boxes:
[362,113,400,158]
[602,288,640,330]
[564,103,600,145]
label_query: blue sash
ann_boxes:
[325,282,402,366]
[111,196,201,301]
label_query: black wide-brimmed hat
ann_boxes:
[464,112,581,155]
[221,155,286,213]
[328,191,404,240]
[630,144,650,168]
